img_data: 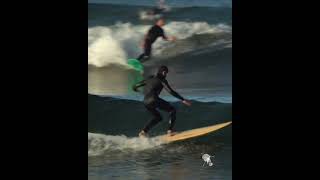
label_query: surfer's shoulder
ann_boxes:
[158,77,168,84]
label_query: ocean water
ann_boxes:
[88,95,232,180]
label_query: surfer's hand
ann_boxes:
[168,36,177,42]
[132,85,138,92]
[182,100,192,106]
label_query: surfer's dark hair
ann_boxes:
[158,65,169,74]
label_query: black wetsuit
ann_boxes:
[133,74,184,133]
[137,25,167,62]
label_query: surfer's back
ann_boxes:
[143,75,164,100]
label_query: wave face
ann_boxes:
[88,21,231,67]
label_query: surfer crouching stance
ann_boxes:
[133,66,192,137]
[137,18,176,62]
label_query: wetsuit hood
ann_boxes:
[156,65,168,79]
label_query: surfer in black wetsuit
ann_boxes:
[137,18,176,62]
[133,65,192,137]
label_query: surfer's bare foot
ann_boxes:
[167,130,177,136]
[139,130,148,137]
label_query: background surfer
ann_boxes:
[137,18,176,62]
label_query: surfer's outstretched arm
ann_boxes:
[161,31,168,40]
[162,80,184,100]
[161,32,176,41]
[162,34,176,42]
[160,29,176,41]
[162,80,192,106]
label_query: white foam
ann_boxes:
[88,132,166,156]
[88,27,128,67]
[88,21,231,67]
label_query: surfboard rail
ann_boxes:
[160,121,232,143]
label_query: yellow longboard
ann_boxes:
[160,121,232,143]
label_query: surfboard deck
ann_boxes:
[127,59,144,73]
[160,121,232,143]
